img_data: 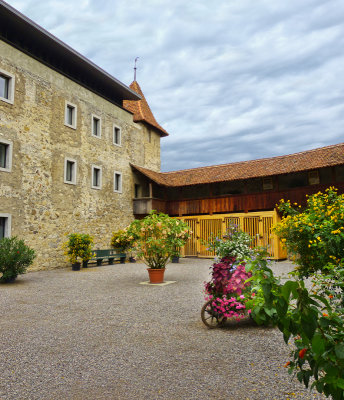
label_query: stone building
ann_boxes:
[0,1,168,270]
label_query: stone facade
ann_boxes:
[0,39,162,270]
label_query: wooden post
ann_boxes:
[149,182,153,198]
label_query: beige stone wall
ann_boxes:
[0,40,161,270]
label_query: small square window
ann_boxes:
[64,158,77,185]
[92,115,101,138]
[64,101,77,129]
[263,177,273,191]
[113,125,121,146]
[0,138,13,172]
[0,68,15,104]
[0,214,11,238]
[114,172,122,193]
[308,170,320,185]
[92,165,102,189]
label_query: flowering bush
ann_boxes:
[128,211,191,269]
[244,252,344,398]
[0,237,36,282]
[110,229,134,252]
[204,257,252,320]
[271,188,344,397]
[206,226,253,261]
[63,233,94,263]
[274,187,344,277]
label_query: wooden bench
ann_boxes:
[91,249,126,266]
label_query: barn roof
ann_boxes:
[132,142,344,187]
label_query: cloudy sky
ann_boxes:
[7,0,344,172]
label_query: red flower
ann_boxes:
[329,295,334,299]
[284,361,291,368]
[299,348,307,359]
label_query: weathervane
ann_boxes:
[134,57,139,81]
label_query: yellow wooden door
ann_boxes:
[183,218,198,256]
[199,218,223,257]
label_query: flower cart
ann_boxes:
[201,256,253,328]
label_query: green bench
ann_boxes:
[91,249,126,266]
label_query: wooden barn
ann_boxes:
[131,143,344,259]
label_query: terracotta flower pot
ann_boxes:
[147,268,165,284]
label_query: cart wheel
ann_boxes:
[201,300,227,328]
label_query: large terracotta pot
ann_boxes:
[147,268,165,284]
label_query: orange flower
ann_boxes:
[329,295,334,299]
[284,361,291,368]
[299,348,307,359]
[323,313,329,317]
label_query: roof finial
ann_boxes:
[134,57,139,81]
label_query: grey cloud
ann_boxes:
[8,0,344,172]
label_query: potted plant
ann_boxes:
[63,233,94,270]
[0,236,36,283]
[171,246,180,263]
[128,211,191,283]
[110,229,134,263]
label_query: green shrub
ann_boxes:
[128,211,191,268]
[0,237,36,282]
[205,225,253,261]
[110,229,134,252]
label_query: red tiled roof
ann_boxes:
[131,142,344,187]
[123,81,168,137]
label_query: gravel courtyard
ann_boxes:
[0,258,326,400]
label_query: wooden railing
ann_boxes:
[133,182,344,216]
[165,182,344,216]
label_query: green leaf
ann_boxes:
[276,297,288,318]
[319,317,330,328]
[336,378,344,389]
[282,280,298,301]
[262,283,272,302]
[301,312,317,340]
[312,334,325,355]
[335,344,344,359]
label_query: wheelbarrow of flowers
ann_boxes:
[201,256,255,328]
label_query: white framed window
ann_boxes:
[0,213,11,239]
[64,101,77,129]
[64,157,77,185]
[308,170,320,185]
[92,114,101,138]
[262,177,273,191]
[113,124,121,146]
[91,165,102,189]
[114,171,122,193]
[0,138,13,172]
[0,68,15,104]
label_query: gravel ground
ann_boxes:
[0,258,326,400]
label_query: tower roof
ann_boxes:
[123,81,169,137]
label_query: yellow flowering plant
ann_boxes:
[274,187,344,277]
[63,233,94,264]
[110,229,135,252]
